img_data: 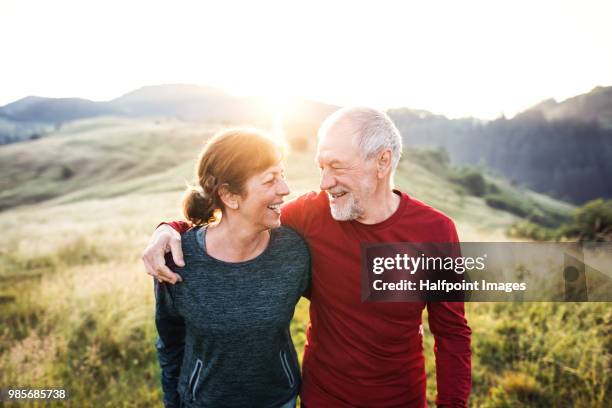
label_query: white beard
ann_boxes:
[329,192,363,221]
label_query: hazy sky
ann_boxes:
[1,0,611,119]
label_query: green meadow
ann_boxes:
[0,117,609,407]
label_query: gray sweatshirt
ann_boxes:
[155,226,310,408]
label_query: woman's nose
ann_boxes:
[278,178,290,196]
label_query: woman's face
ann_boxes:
[236,163,289,230]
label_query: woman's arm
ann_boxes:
[297,233,312,301]
[154,279,185,408]
[301,253,312,300]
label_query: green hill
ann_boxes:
[0,116,573,238]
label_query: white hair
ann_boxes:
[318,106,403,171]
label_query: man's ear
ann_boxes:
[376,149,392,179]
[218,184,239,210]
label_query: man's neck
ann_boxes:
[356,187,401,225]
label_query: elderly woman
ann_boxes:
[154,128,310,408]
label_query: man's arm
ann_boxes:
[427,301,472,407]
[144,192,310,284]
[427,218,472,407]
[164,221,192,234]
[142,222,191,283]
[282,194,314,299]
[155,278,185,408]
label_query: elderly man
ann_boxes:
[143,107,471,407]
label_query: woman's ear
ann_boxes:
[218,184,239,210]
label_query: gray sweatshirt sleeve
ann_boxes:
[154,279,185,408]
[301,245,312,300]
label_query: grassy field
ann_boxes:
[0,117,609,407]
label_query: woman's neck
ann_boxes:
[205,218,270,262]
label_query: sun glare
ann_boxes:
[260,91,300,141]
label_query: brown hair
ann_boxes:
[183,128,283,225]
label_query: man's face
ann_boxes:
[315,128,378,221]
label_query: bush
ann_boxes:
[511,199,612,242]
[487,182,501,194]
[485,193,530,217]
[509,221,557,241]
[452,168,487,196]
[60,165,74,180]
[566,199,612,241]
[525,208,562,228]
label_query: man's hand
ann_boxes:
[142,224,184,284]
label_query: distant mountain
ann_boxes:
[1,83,611,203]
[110,84,264,122]
[0,96,47,117]
[0,84,339,144]
[0,96,121,123]
[389,95,612,204]
[0,96,123,144]
[525,86,612,128]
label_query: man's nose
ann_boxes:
[319,168,335,191]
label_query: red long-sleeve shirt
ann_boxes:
[167,190,471,407]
